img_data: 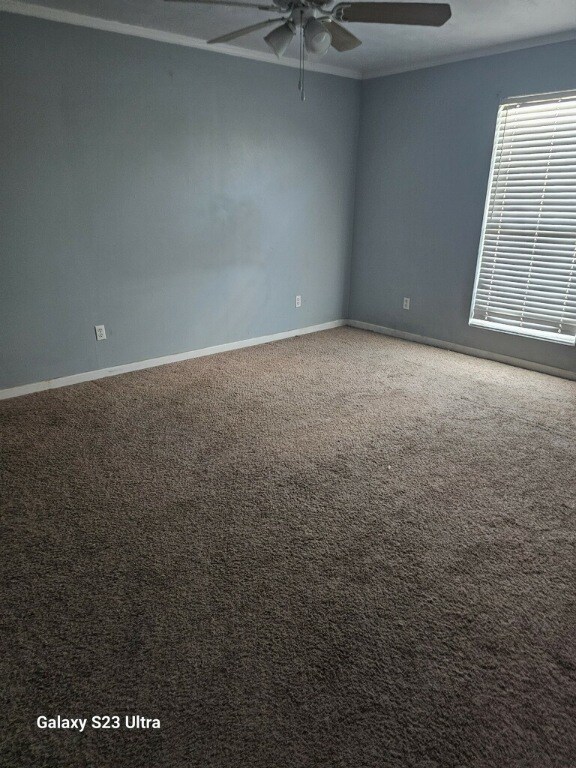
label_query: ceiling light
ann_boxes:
[264,22,295,58]
[304,18,332,56]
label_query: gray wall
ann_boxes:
[4,15,576,390]
[0,14,359,389]
[350,40,576,374]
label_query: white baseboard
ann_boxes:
[0,320,345,401]
[4,317,573,400]
[347,319,576,382]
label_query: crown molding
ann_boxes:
[3,1,576,85]
[0,0,362,79]
[362,28,576,80]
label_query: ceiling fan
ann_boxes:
[165,1,452,98]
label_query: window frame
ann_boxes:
[469,89,576,346]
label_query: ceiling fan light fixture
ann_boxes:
[264,22,295,58]
[304,18,332,56]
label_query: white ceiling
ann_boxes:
[3,0,576,77]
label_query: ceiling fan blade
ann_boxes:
[208,18,281,44]
[321,20,361,51]
[332,2,451,26]
[165,0,281,11]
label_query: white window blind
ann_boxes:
[470,90,576,345]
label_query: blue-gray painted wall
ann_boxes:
[0,14,360,389]
[350,40,576,374]
[3,14,576,389]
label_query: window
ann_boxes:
[470,90,576,345]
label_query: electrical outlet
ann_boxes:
[403,297,411,310]
[295,295,302,308]
[94,325,107,341]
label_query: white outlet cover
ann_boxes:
[295,295,302,308]
[94,325,107,340]
[403,298,410,310]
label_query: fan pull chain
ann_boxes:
[298,20,305,102]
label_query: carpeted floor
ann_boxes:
[1,327,575,768]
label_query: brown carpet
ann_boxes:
[1,327,575,768]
